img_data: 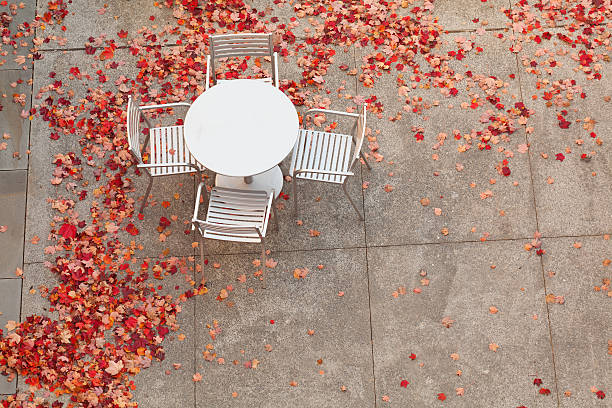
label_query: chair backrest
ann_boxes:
[209,33,274,84]
[126,96,143,164]
[351,104,367,165]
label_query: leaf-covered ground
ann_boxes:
[0,0,610,407]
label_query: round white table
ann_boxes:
[184,79,299,197]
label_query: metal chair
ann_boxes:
[192,184,278,283]
[206,33,279,90]
[289,104,371,220]
[126,95,205,214]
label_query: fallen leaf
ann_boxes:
[441,317,454,328]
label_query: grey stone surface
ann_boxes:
[540,237,611,407]
[0,170,26,278]
[367,240,556,407]
[517,28,612,237]
[0,278,21,394]
[194,248,374,407]
[0,1,36,71]
[6,2,612,406]
[357,31,537,246]
[0,69,32,170]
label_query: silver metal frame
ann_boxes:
[191,183,278,284]
[290,104,371,220]
[127,96,204,214]
[206,33,279,89]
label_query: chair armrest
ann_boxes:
[137,163,202,177]
[293,169,354,177]
[272,52,279,88]
[138,102,191,111]
[192,182,208,226]
[306,108,360,118]
[205,55,211,90]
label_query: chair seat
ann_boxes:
[148,125,204,176]
[289,129,353,184]
[203,187,272,243]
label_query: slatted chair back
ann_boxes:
[208,33,275,86]
[126,96,143,164]
[351,104,367,167]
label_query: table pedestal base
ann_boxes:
[215,166,283,198]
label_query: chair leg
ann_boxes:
[278,163,286,178]
[260,238,267,289]
[343,180,364,220]
[199,237,206,285]
[272,199,279,232]
[292,176,299,219]
[360,151,372,170]
[139,175,153,215]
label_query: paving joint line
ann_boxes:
[21,232,608,269]
[353,45,378,408]
[513,44,561,407]
[32,25,516,56]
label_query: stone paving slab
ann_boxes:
[432,0,512,31]
[17,260,197,406]
[516,28,612,237]
[0,278,21,394]
[194,248,374,407]
[131,264,196,408]
[367,240,556,407]
[0,69,32,170]
[35,0,177,51]
[0,170,27,278]
[0,1,36,71]
[25,48,144,262]
[19,262,59,320]
[540,236,611,407]
[357,31,537,246]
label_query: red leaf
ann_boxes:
[99,47,115,61]
[400,380,409,388]
[539,388,551,395]
[126,223,139,236]
[501,166,511,176]
[409,353,416,360]
[159,217,171,227]
[533,378,542,386]
[117,29,128,38]
[596,390,606,399]
[58,223,77,239]
[555,153,565,161]
[437,393,446,401]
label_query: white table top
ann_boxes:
[184,79,299,177]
